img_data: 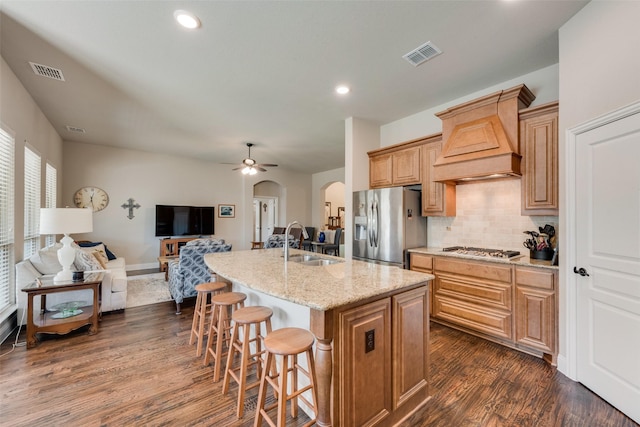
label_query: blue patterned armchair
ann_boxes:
[167,238,232,314]
[264,234,300,249]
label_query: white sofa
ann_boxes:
[15,243,127,326]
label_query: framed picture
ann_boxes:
[218,204,235,218]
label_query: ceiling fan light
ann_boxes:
[249,167,258,175]
[242,166,251,175]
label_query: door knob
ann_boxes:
[573,266,590,277]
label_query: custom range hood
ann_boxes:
[433,84,535,183]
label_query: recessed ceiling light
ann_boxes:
[174,10,201,29]
[335,85,350,95]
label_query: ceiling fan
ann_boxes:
[232,143,278,175]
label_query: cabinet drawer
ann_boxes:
[434,276,512,311]
[435,257,513,284]
[410,253,433,272]
[433,295,512,340]
[515,267,555,290]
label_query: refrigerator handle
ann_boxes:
[368,202,373,245]
[372,199,379,247]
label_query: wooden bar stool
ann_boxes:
[189,282,227,357]
[204,291,247,382]
[254,327,319,427]
[222,306,274,418]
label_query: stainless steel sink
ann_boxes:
[299,259,344,266]
[287,254,344,266]
[287,254,321,263]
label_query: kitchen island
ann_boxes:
[204,248,434,427]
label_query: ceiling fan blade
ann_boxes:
[254,167,266,172]
[231,166,243,170]
[255,163,278,168]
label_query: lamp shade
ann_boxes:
[39,208,93,235]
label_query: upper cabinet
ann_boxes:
[369,142,422,188]
[368,134,456,216]
[421,135,456,217]
[519,101,559,215]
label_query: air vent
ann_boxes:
[402,41,442,67]
[29,62,65,81]
[66,125,85,133]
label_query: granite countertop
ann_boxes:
[408,247,559,271]
[204,249,434,311]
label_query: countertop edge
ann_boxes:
[408,247,559,270]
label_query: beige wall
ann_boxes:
[63,141,312,269]
[311,167,345,234]
[380,64,560,147]
[0,57,63,325]
[557,0,640,374]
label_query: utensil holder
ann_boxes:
[530,249,554,261]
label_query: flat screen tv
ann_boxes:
[155,205,215,237]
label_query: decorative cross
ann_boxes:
[121,198,141,220]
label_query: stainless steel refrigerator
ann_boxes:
[353,187,427,267]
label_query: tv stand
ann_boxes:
[158,237,197,273]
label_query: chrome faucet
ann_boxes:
[284,221,309,261]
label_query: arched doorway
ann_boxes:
[253,180,283,243]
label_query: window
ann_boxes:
[45,163,57,247]
[24,147,41,259]
[0,126,15,314]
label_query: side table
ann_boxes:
[21,272,104,348]
[311,241,327,254]
[158,255,178,280]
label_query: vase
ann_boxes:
[318,232,325,243]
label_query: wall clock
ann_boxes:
[73,186,109,212]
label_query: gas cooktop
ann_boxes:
[443,246,521,259]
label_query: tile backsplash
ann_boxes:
[427,178,558,252]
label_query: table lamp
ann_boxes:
[39,207,93,282]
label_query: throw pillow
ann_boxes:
[91,249,109,268]
[78,241,117,260]
[74,249,103,271]
[29,244,63,274]
[79,243,108,263]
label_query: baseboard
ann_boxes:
[126,262,158,272]
[0,310,17,345]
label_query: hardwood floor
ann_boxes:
[1,302,637,427]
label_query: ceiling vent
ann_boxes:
[65,125,85,133]
[402,41,442,67]
[29,62,65,81]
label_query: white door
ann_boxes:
[574,104,640,423]
[253,197,278,242]
[253,199,262,242]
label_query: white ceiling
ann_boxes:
[0,1,588,174]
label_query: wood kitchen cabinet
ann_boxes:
[432,257,513,341]
[515,266,557,363]
[520,101,559,215]
[421,135,456,216]
[409,253,433,313]
[336,285,429,426]
[409,252,559,364]
[368,133,456,216]
[368,142,421,188]
[338,298,392,426]
[392,287,429,410]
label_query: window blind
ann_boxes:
[0,127,15,313]
[45,163,57,247]
[24,147,41,259]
